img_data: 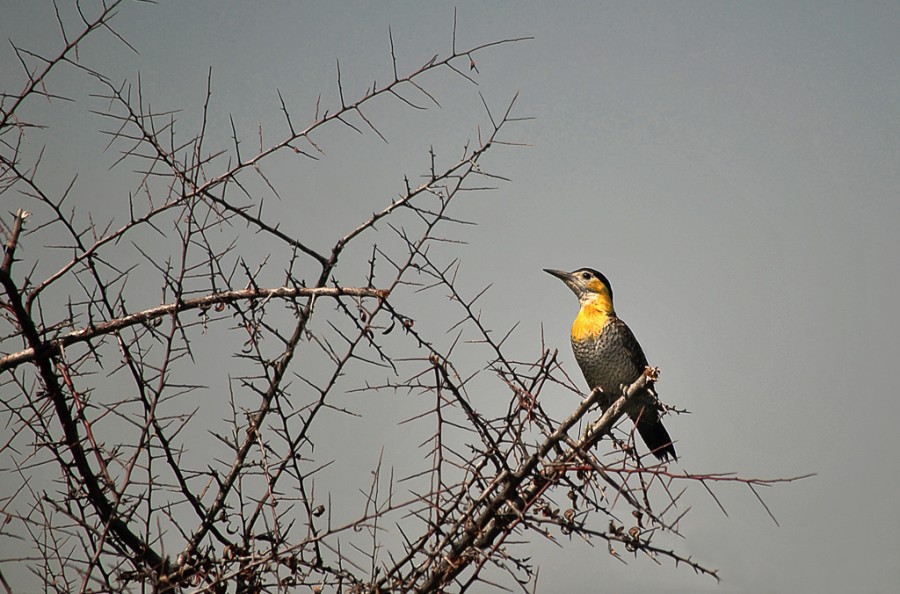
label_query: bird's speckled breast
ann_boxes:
[571,315,647,408]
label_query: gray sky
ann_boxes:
[3,1,899,592]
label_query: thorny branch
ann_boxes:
[0,285,389,372]
[0,3,807,593]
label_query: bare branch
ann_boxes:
[0,284,388,372]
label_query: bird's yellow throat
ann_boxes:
[571,293,614,342]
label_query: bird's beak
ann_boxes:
[543,268,574,283]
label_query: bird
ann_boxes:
[544,267,676,461]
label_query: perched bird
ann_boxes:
[545,267,676,461]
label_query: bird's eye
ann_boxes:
[581,272,591,280]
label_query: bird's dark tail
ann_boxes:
[635,418,677,462]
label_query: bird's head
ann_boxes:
[544,267,615,312]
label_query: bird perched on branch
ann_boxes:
[545,268,677,461]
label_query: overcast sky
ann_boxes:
[3,1,899,592]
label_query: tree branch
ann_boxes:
[0,285,388,372]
